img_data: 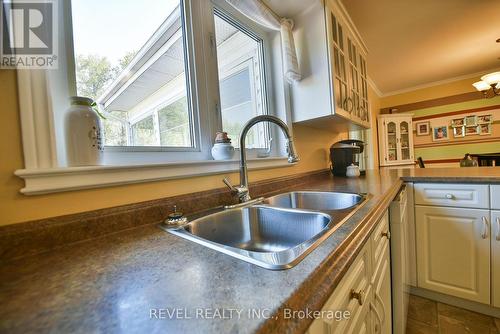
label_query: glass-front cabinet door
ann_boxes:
[327,10,349,118]
[399,121,410,161]
[386,121,398,162]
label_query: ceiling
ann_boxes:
[267,0,500,95]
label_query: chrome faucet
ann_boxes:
[223,115,299,204]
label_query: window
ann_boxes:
[70,0,278,157]
[71,0,195,149]
[214,10,269,149]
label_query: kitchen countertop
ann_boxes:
[1,167,500,333]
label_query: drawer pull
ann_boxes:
[481,216,488,239]
[350,289,364,305]
[381,231,391,240]
[496,217,500,241]
[445,193,454,199]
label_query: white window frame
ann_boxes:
[14,0,295,195]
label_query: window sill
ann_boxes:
[14,157,294,195]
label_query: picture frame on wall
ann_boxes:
[453,126,465,137]
[465,115,477,127]
[432,125,449,141]
[416,121,430,136]
[479,124,491,135]
[465,125,479,136]
[451,118,465,127]
[478,114,492,124]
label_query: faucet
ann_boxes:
[223,115,299,204]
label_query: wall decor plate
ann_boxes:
[432,125,449,141]
[453,126,465,137]
[451,118,465,127]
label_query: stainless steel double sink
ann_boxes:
[162,191,367,270]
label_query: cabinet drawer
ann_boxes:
[492,186,500,210]
[371,211,389,275]
[309,242,372,333]
[414,183,489,209]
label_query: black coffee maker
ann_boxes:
[330,139,366,176]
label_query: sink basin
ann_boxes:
[165,205,332,269]
[264,191,365,211]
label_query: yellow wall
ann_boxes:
[0,70,348,225]
[380,77,483,108]
[368,85,381,168]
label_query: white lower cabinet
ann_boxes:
[492,210,500,308]
[371,243,392,334]
[415,206,490,304]
[308,212,391,334]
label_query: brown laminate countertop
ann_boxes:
[1,167,500,334]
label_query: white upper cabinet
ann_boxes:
[378,114,415,166]
[290,0,370,131]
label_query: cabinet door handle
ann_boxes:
[375,293,386,324]
[350,289,364,305]
[381,231,391,240]
[445,193,454,199]
[481,216,488,239]
[496,217,500,241]
[370,302,382,333]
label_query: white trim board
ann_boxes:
[15,158,294,195]
[377,67,500,98]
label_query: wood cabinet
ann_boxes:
[415,206,490,304]
[307,211,392,334]
[492,210,500,308]
[377,114,414,167]
[291,0,370,131]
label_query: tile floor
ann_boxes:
[406,294,500,334]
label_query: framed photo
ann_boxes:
[451,118,465,127]
[478,114,492,124]
[479,124,491,135]
[465,125,479,136]
[453,126,465,137]
[432,125,449,141]
[415,121,430,136]
[465,115,477,127]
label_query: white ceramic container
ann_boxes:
[211,143,235,160]
[65,96,104,166]
[346,164,361,178]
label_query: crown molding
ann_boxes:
[367,76,383,97]
[380,67,500,98]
